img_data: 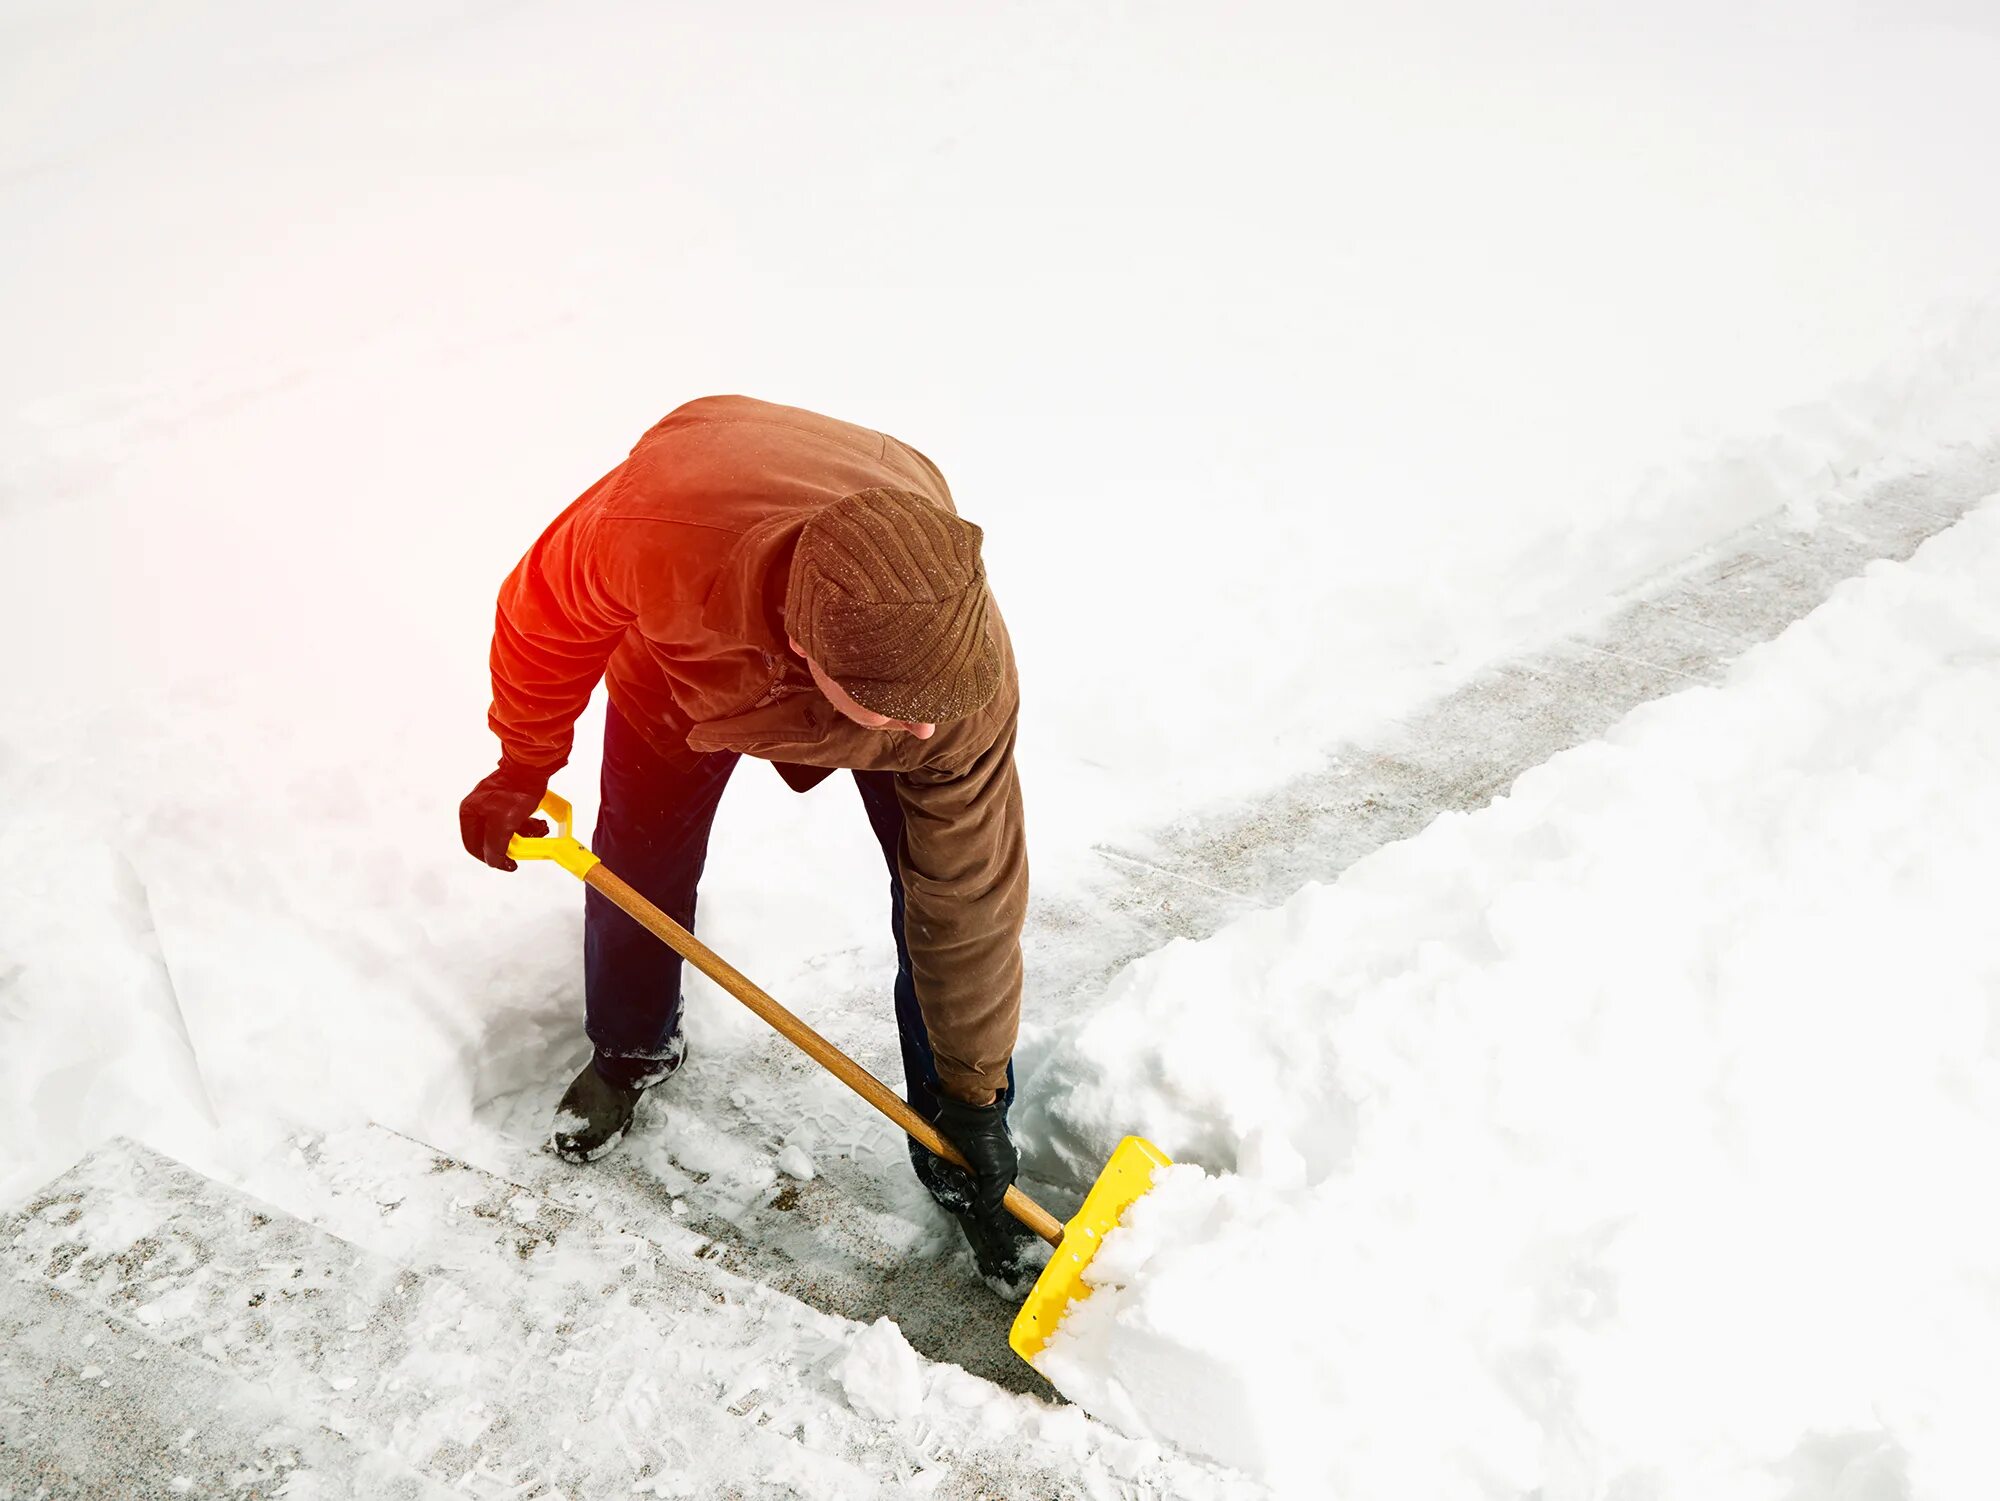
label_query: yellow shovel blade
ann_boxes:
[1009,1135,1173,1363]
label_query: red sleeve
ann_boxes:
[486,467,637,773]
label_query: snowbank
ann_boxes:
[1025,498,2000,1495]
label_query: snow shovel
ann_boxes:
[509,789,1171,1365]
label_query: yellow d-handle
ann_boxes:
[506,790,601,880]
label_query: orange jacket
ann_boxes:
[487,396,1026,1102]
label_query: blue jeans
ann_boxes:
[583,701,1014,1196]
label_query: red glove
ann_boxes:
[458,759,552,871]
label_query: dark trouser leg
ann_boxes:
[584,702,739,1088]
[852,768,1016,1207]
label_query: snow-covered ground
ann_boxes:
[5,2,2000,1494]
[1030,494,2000,1497]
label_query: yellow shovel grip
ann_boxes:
[507,790,602,880]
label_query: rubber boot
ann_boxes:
[548,1035,686,1164]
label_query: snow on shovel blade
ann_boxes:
[1009,1136,1173,1363]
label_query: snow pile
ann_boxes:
[1024,499,2000,1497]
[834,1317,928,1424]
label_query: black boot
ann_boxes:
[549,1037,686,1164]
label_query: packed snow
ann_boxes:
[835,1317,929,1424]
[1026,498,2000,1497]
[4,1,2000,1496]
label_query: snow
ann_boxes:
[834,1317,928,1424]
[5,0,1999,1215]
[1028,498,2000,1497]
[4,0,2000,1494]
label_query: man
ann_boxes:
[457,395,1032,1284]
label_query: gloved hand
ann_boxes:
[458,759,552,871]
[933,1094,1033,1286]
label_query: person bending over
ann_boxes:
[458,394,1031,1284]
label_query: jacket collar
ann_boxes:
[700,509,809,653]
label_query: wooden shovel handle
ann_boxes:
[584,864,1066,1247]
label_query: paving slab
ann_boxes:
[0,1278,456,1501]
[0,1139,897,1498]
[249,1122,1259,1500]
